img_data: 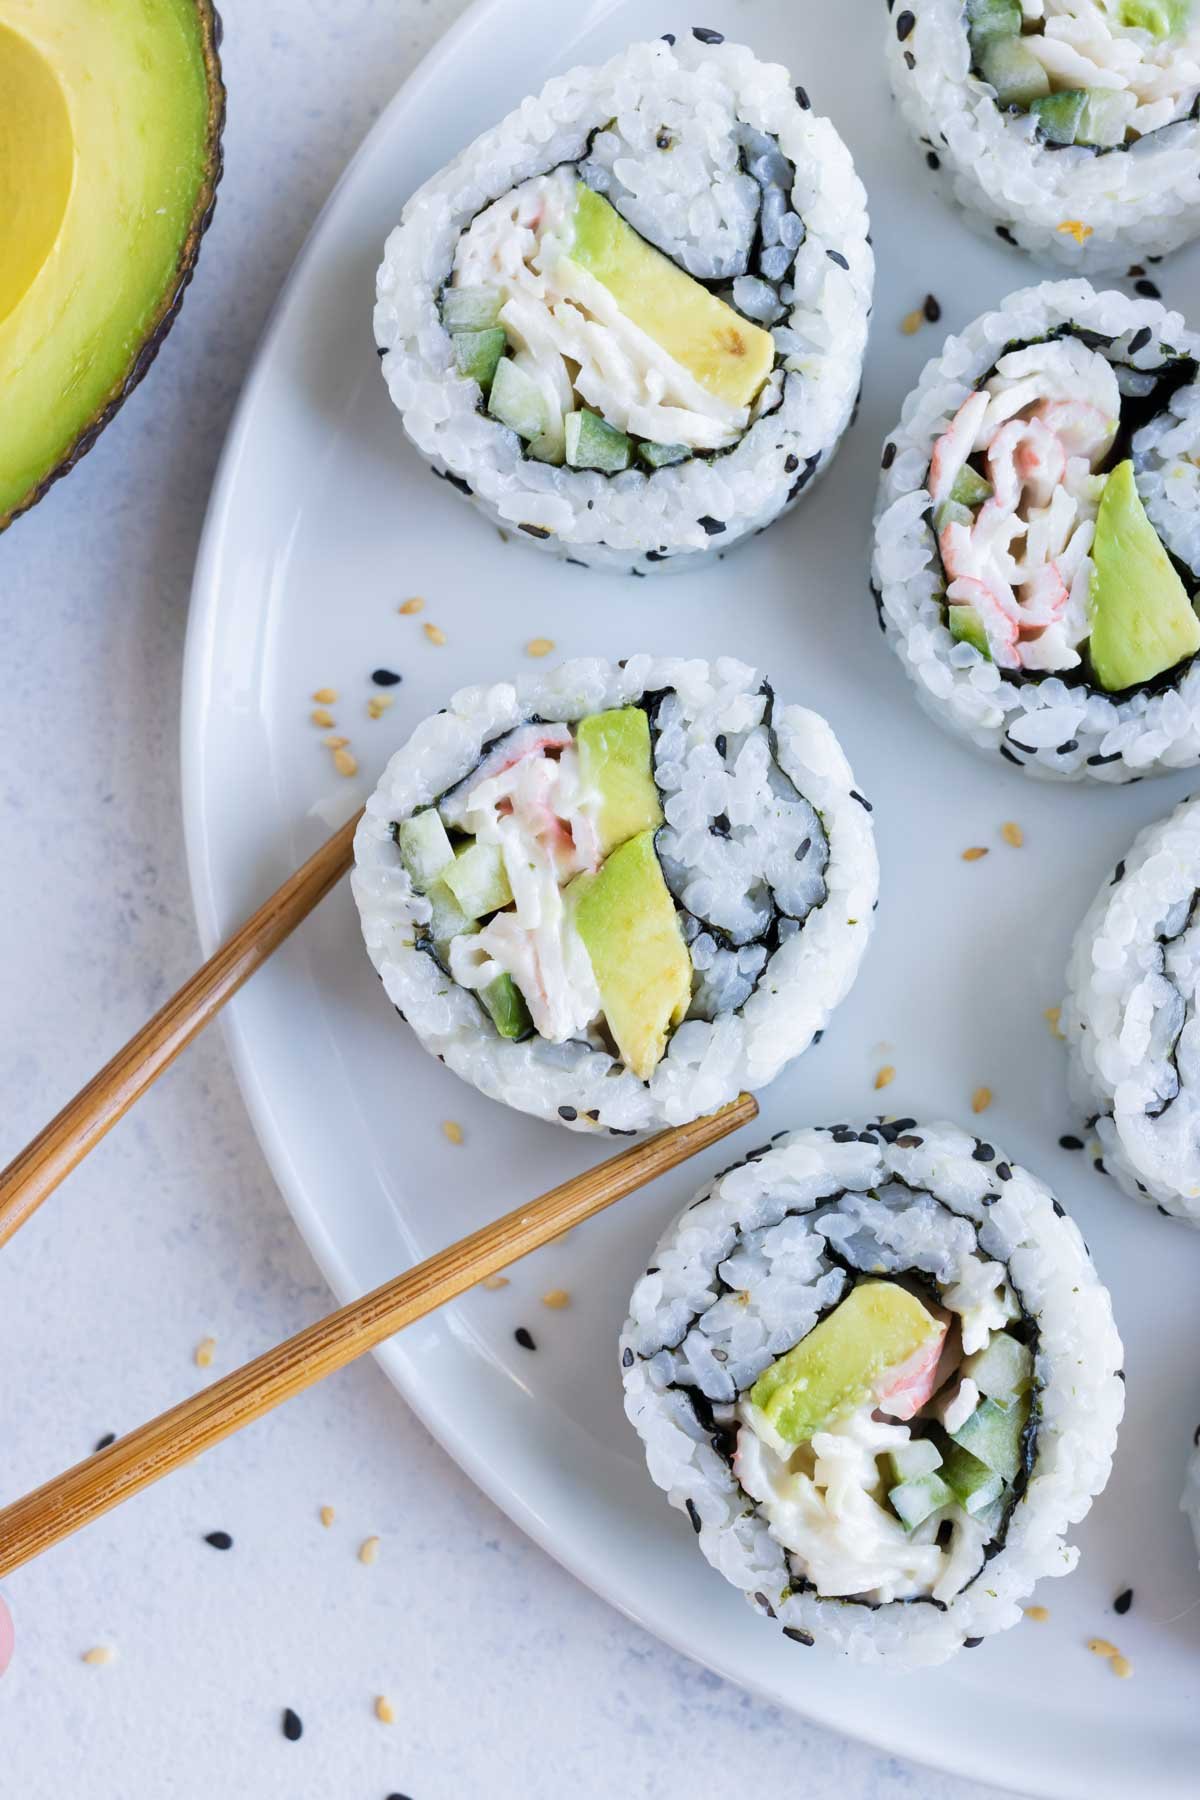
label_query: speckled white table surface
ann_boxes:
[0,5,1021,1796]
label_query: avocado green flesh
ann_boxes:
[576,709,662,857]
[0,0,222,529]
[749,1282,943,1448]
[570,829,691,1081]
[566,183,774,411]
[1121,0,1190,36]
[1089,459,1200,692]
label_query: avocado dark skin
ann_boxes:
[0,2,226,533]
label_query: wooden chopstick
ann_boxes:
[0,1092,756,1578]
[0,810,363,1248]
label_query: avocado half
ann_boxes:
[0,0,225,532]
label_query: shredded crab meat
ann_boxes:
[931,336,1118,671]
[1007,2,1200,141]
[453,168,765,451]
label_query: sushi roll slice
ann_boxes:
[622,1122,1124,1666]
[873,279,1200,781]
[351,656,878,1132]
[373,34,872,574]
[886,1,1200,271]
[1063,792,1200,1221]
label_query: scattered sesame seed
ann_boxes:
[333,747,358,778]
[398,597,424,615]
[311,707,335,729]
[82,1646,115,1667]
[371,668,402,686]
[1113,1588,1133,1615]
[874,1065,896,1091]
[526,637,555,658]
[514,1326,536,1350]
[972,1086,992,1114]
[1088,1637,1119,1659]
[1056,220,1093,245]
[423,623,447,646]
[1044,1005,1064,1039]
[282,1708,303,1741]
[923,293,941,323]
[322,734,349,749]
[359,1536,381,1566]
[366,695,395,720]
[962,846,988,862]
[1059,1135,1084,1151]
[195,1336,216,1369]
[1001,821,1023,848]
[319,1506,336,1528]
[205,1531,233,1551]
[312,688,338,704]
[93,1432,116,1452]
[442,1119,464,1146]
[1111,1653,1133,1679]
[901,307,924,335]
[480,1274,509,1291]
[1024,1605,1050,1623]
[375,1695,396,1725]
[542,1289,570,1310]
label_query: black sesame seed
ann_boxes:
[1195,1423,1200,1445]
[903,49,916,68]
[826,249,850,269]
[205,1530,233,1551]
[784,453,799,473]
[715,733,727,758]
[566,556,587,568]
[923,293,941,323]
[686,1498,702,1532]
[698,515,726,535]
[1111,860,1126,885]
[972,1142,994,1162]
[1128,264,1145,278]
[1056,739,1079,755]
[519,523,551,539]
[93,1432,116,1453]
[1116,1369,1126,1383]
[558,1105,578,1121]
[282,1709,303,1742]
[897,1134,924,1149]
[376,344,387,358]
[754,1591,777,1617]
[386,1793,414,1800]
[1094,1158,1107,1175]
[896,8,915,38]
[622,1347,634,1368]
[661,31,675,42]
[926,149,940,170]
[850,789,873,811]
[656,131,673,150]
[514,1327,536,1351]
[692,26,724,43]
[813,1030,824,1044]
[980,1192,997,1207]
[1134,277,1161,299]
[1128,326,1151,354]
[1051,1199,1065,1219]
[371,668,402,687]
[963,1636,984,1649]
[795,836,811,861]
[999,745,1022,766]
[783,1626,815,1646]
[995,225,1017,245]
[1059,1135,1084,1151]
[995,1164,1011,1186]
[795,85,811,109]
[831,1128,857,1143]
[711,812,731,837]
[881,441,897,470]
[1088,751,1122,766]
[1113,1588,1133,1616]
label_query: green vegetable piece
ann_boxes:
[884,1437,943,1486]
[888,1471,953,1532]
[576,708,662,857]
[1089,459,1200,691]
[569,829,691,1081]
[1121,0,1190,38]
[966,0,1022,60]
[564,408,632,473]
[637,440,692,469]
[935,499,974,534]
[1030,89,1088,145]
[749,1282,944,1449]
[479,972,532,1040]
[939,1438,1006,1514]
[528,430,566,466]
[979,36,1051,107]
[1077,89,1134,147]
[441,284,504,330]
[951,1393,1030,1484]
[441,840,513,921]
[948,605,992,658]
[961,1332,1033,1404]
[949,464,994,509]
[425,877,475,948]
[396,809,455,892]
[488,356,549,441]
[452,328,507,394]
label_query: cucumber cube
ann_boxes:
[1077,89,1135,147]
[938,1438,1006,1514]
[637,440,692,469]
[966,0,1022,58]
[441,839,513,921]
[1121,0,1191,36]
[565,409,632,473]
[949,464,994,509]
[528,430,566,466]
[948,605,991,658]
[425,877,475,947]
[479,972,532,1040]
[951,1393,1030,1484]
[452,328,507,394]
[1030,89,1088,146]
[395,809,454,892]
[888,1471,953,1532]
[935,499,974,534]
[441,284,503,331]
[979,37,1051,108]
[885,1437,943,1485]
[961,1332,1033,1405]
[488,357,548,441]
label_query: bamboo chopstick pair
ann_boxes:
[0,816,756,1581]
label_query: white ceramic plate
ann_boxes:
[182,2,1200,1791]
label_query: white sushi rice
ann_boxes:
[1063,791,1200,1221]
[351,656,878,1133]
[872,279,1200,782]
[621,1121,1124,1666]
[885,0,1200,272]
[373,33,872,573]
[1135,371,1200,569]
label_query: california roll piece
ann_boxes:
[373,34,872,573]
[351,657,877,1131]
[886,0,1200,271]
[1063,793,1200,1221]
[873,279,1200,780]
[622,1122,1124,1665]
